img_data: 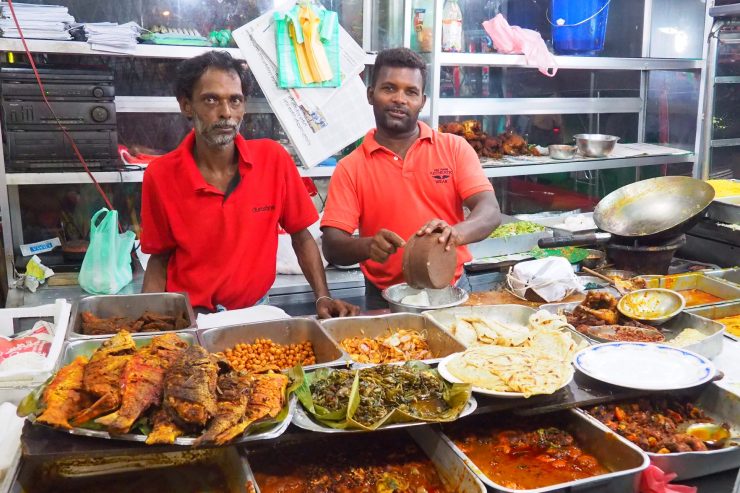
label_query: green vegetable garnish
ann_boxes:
[489,221,545,238]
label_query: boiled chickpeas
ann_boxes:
[219,338,317,372]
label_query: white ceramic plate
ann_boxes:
[574,343,716,391]
[437,352,573,398]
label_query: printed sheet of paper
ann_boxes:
[233,10,374,168]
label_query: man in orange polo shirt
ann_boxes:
[140,51,358,318]
[321,48,501,308]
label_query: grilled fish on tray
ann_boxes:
[18,332,295,446]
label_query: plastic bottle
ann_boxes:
[410,0,433,52]
[441,0,463,53]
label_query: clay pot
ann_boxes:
[402,232,457,289]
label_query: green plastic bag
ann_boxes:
[79,208,136,295]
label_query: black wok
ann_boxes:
[539,176,715,248]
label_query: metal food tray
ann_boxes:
[319,312,466,365]
[8,445,249,493]
[686,300,740,342]
[705,267,740,287]
[48,333,294,446]
[706,195,740,224]
[291,395,478,433]
[197,317,346,371]
[429,409,649,492]
[539,302,724,359]
[577,384,740,481]
[60,331,198,366]
[68,292,197,339]
[467,216,553,258]
[642,273,740,308]
[423,304,590,348]
[529,212,597,237]
[243,428,486,493]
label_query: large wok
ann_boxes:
[539,176,715,248]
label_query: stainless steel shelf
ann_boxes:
[6,170,145,185]
[711,138,740,148]
[437,97,642,116]
[481,153,694,178]
[0,38,377,64]
[4,166,336,185]
[437,52,703,71]
[2,152,694,184]
[115,96,272,114]
[715,76,740,84]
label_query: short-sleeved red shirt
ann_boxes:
[141,131,318,310]
[320,122,493,290]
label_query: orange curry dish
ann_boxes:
[448,425,607,489]
[677,289,726,307]
[249,435,453,493]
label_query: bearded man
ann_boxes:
[140,51,358,317]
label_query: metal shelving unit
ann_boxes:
[422,0,706,180]
[0,0,712,290]
[698,26,740,179]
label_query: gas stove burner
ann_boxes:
[609,234,686,248]
[606,235,686,275]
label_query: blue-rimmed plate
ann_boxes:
[573,342,716,391]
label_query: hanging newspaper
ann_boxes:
[233,10,375,168]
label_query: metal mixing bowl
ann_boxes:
[382,283,468,314]
[617,288,685,324]
[548,144,577,160]
[574,134,620,158]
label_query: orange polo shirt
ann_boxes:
[321,122,493,289]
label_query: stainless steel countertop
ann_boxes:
[5,267,365,308]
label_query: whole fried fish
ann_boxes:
[194,371,252,446]
[196,372,289,446]
[162,345,219,427]
[35,356,89,429]
[145,408,185,445]
[71,330,136,426]
[95,333,189,434]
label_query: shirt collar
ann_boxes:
[179,130,253,192]
[362,121,435,156]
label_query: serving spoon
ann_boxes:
[685,422,739,448]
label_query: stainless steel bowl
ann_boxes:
[381,283,468,314]
[548,144,577,160]
[574,134,620,157]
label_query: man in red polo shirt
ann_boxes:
[321,48,501,308]
[140,51,358,318]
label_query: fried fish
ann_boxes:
[35,356,89,429]
[71,330,136,426]
[163,345,219,427]
[95,333,188,434]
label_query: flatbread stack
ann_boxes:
[445,310,584,397]
[450,316,530,347]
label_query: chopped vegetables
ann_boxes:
[489,221,545,238]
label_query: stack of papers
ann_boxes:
[0,2,74,40]
[84,21,142,54]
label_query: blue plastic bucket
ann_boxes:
[550,0,610,55]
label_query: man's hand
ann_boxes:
[417,219,462,251]
[316,297,360,319]
[368,229,406,263]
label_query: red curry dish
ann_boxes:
[446,423,607,489]
[585,398,719,454]
[248,434,453,493]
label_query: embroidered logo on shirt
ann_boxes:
[430,167,452,184]
[253,205,276,213]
